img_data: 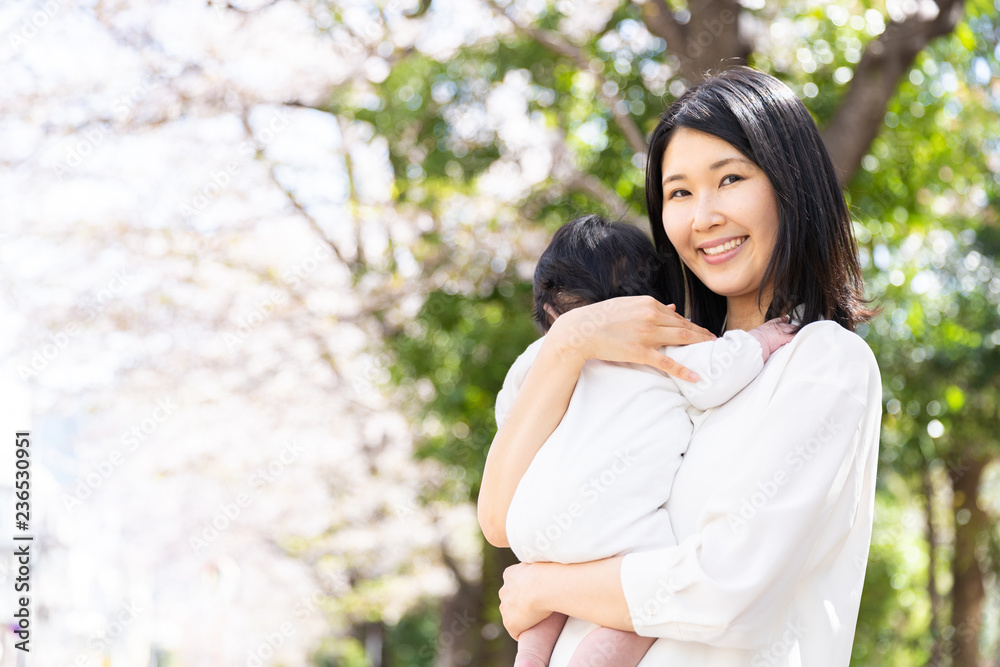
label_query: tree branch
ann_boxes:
[485,0,648,155]
[821,0,965,185]
[637,0,686,52]
[209,0,281,13]
[565,168,644,227]
[266,163,357,271]
[439,540,475,590]
[239,108,362,275]
[519,170,641,228]
[526,125,644,226]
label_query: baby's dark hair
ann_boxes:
[533,215,669,333]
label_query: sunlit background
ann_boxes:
[0,0,998,665]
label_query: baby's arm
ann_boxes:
[665,317,794,411]
[745,317,796,363]
[514,613,567,667]
[566,626,655,667]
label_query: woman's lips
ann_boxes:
[699,236,748,265]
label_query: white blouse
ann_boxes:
[542,320,882,667]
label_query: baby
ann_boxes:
[494,215,793,667]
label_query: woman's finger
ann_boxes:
[655,322,716,346]
[649,301,716,340]
[657,321,716,341]
[651,350,700,382]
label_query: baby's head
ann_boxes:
[533,214,669,333]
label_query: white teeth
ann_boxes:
[703,236,747,256]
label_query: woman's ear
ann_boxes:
[543,302,559,324]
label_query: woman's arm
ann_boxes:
[499,557,633,639]
[478,296,715,547]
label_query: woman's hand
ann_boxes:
[498,558,634,639]
[548,296,716,381]
[499,562,550,640]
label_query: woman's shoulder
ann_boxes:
[793,319,877,360]
[779,320,880,403]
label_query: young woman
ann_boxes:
[478,67,881,666]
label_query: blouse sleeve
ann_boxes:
[619,324,881,648]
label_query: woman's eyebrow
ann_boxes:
[709,156,754,170]
[663,156,754,184]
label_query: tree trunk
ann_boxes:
[638,0,750,84]
[435,570,484,667]
[948,456,988,667]
[469,544,519,666]
[436,541,518,667]
[923,465,944,665]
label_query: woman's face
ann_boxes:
[660,127,780,304]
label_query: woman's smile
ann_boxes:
[699,235,748,262]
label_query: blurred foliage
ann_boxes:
[343,0,1000,664]
[383,604,440,667]
[313,636,373,667]
[387,279,538,499]
[846,19,1000,662]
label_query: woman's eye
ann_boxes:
[721,174,743,186]
[668,188,690,199]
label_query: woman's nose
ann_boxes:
[692,193,724,232]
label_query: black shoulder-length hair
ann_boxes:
[645,66,875,335]
[533,214,668,333]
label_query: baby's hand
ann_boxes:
[747,317,796,362]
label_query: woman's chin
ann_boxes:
[694,277,757,299]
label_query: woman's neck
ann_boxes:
[725,294,770,331]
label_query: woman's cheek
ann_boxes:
[664,222,693,262]
[662,215,686,249]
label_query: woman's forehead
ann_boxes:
[661,129,755,177]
